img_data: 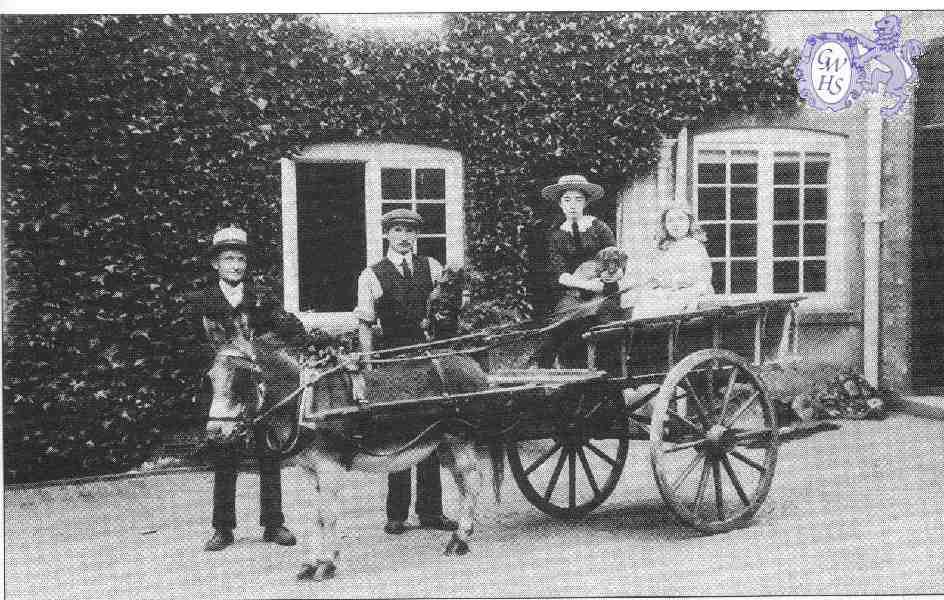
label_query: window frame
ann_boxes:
[691,128,848,312]
[281,142,464,317]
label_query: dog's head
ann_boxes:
[595,246,628,283]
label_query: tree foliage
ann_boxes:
[2,13,798,482]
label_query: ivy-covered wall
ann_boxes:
[2,13,798,482]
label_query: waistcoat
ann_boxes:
[372,256,434,348]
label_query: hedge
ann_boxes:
[2,13,798,482]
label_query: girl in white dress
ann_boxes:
[624,207,714,319]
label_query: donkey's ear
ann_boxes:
[203,316,228,348]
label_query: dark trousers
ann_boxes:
[538,318,593,369]
[211,427,284,531]
[386,452,443,522]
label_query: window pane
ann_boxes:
[698,163,726,185]
[711,262,726,294]
[417,203,446,234]
[703,223,726,258]
[730,187,757,220]
[804,223,827,256]
[804,260,827,292]
[774,160,800,185]
[731,224,757,257]
[382,202,411,214]
[698,187,726,220]
[804,188,827,220]
[731,162,757,185]
[774,187,800,220]
[773,261,799,293]
[417,237,447,265]
[804,154,830,185]
[774,224,799,256]
[416,168,445,199]
[731,261,757,293]
[381,168,411,199]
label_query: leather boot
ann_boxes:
[204,528,234,551]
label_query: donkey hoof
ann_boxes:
[297,560,336,581]
[443,532,469,556]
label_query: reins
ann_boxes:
[250,357,340,427]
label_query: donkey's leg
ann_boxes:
[296,452,344,581]
[438,435,481,556]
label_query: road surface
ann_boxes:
[5,414,943,598]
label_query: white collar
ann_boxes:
[387,249,414,268]
[218,280,244,307]
[559,216,595,233]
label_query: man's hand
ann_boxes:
[341,351,367,372]
[206,419,239,441]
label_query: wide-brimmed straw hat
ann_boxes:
[209,226,249,258]
[541,174,604,203]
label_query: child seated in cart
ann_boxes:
[619,207,715,320]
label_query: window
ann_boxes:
[281,142,464,317]
[381,167,448,265]
[692,129,847,308]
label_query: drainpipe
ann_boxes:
[862,93,886,387]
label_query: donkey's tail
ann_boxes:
[487,439,505,504]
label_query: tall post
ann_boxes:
[862,94,885,387]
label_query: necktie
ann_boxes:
[401,257,413,281]
[571,220,581,248]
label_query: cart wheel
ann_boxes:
[507,396,628,519]
[650,349,778,534]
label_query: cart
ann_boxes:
[490,295,802,533]
[310,295,803,534]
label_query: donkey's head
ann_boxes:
[203,314,263,441]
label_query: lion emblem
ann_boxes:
[844,15,925,118]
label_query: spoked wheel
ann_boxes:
[650,349,779,534]
[507,392,628,519]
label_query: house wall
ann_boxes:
[616,102,868,376]
[615,10,943,394]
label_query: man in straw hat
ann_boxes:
[539,174,618,368]
[185,225,309,552]
[353,208,459,536]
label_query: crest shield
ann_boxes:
[795,32,864,113]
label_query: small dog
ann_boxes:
[572,246,629,294]
[595,246,629,286]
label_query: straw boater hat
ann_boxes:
[541,174,604,203]
[381,208,424,230]
[209,226,249,258]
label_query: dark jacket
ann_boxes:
[183,282,308,369]
[546,218,617,284]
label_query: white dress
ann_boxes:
[624,237,715,319]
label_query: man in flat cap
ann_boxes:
[354,209,459,535]
[184,225,309,552]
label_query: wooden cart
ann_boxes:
[310,295,803,534]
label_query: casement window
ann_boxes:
[691,129,847,310]
[380,167,449,263]
[281,143,464,315]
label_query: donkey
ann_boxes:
[202,316,499,581]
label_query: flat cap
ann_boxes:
[381,208,423,229]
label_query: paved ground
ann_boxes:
[5,413,943,599]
